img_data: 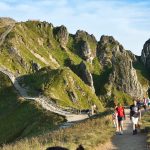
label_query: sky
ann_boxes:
[1,0,150,55]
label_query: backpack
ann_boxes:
[130,105,139,118]
[116,107,124,117]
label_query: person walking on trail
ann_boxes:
[130,100,141,135]
[112,107,118,132]
[116,103,125,135]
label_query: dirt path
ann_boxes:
[0,67,90,122]
[98,109,147,150]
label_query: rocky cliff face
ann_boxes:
[53,25,68,48]
[97,35,124,67]
[73,30,97,63]
[111,51,144,97]
[97,35,145,98]
[141,39,150,69]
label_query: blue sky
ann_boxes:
[1,0,150,55]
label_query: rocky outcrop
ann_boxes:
[53,25,68,48]
[78,61,95,91]
[110,51,143,97]
[97,35,124,67]
[141,39,150,69]
[74,30,97,63]
[79,40,93,63]
[97,35,144,98]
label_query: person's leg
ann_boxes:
[118,120,123,134]
[116,118,119,132]
[120,121,123,131]
[113,119,116,128]
[118,121,120,132]
[132,117,136,135]
[133,123,135,130]
[135,124,137,134]
[132,117,138,135]
[135,118,139,134]
[120,120,124,134]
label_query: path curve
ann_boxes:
[0,67,89,122]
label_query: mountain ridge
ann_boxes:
[0,17,149,103]
[0,17,150,147]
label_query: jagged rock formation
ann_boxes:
[97,35,146,98]
[53,25,68,48]
[97,35,124,67]
[141,39,150,69]
[0,18,149,106]
[79,40,93,63]
[111,51,144,97]
[71,30,97,63]
[78,61,95,91]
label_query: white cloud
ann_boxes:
[0,0,150,55]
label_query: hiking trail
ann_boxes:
[0,67,89,122]
[97,108,147,150]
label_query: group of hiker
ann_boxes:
[112,96,149,135]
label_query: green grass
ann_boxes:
[93,66,113,96]
[19,67,103,110]
[111,88,133,105]
[1,110,115,150]
[0,72,65,145]
[133,61,150,87]
[141,111,150,145]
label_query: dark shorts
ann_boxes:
[118,116,123,122]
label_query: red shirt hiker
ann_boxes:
[115,104,125,135]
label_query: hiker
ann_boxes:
[143,96,148,111]
[112,107,118,132]
[130,100,141,135]
[116,103,125,135]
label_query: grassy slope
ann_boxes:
[20,67,103,110]
[0,21,83,74]
[1,111,115,150]
[141,111,150,145]
[133,61,150,87]
[0,72,65,145]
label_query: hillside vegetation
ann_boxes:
[0,72,65,145]
[0,111,114,150]
[0,18,150,148]
[19,67,103,110]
